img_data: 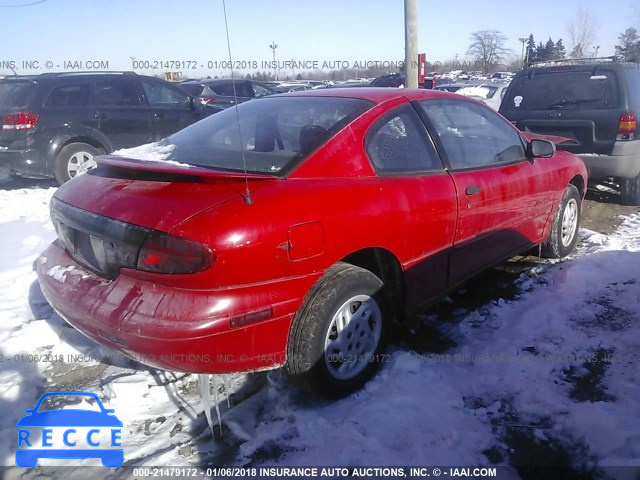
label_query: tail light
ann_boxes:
[137,232,215,274]
[2,112,40,130]
[617,112,637,141]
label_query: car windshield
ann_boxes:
[504,70,619,110]
[0,81,35,109]
[161,96,372,175]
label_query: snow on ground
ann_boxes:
[0,174,638,479]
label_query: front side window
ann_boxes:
[160,96,372,174]
[366,105,441,174]
[417,99,526,170]
[93,79,140,107]
[141,79,189,109]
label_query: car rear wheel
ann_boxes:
[285,263,390,397]
[620,174,640,206]
[542,184,581,258]
[54,143,103,185]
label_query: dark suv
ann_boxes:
[0,72,206,184]
[500,59,640,204]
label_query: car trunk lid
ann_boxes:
[51,156,276,278]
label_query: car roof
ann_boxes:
[274,87,458,103]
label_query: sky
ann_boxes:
[0,0,636,77]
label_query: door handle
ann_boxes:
[94,112,108,119]
[153,112,165,119]
[465,185,481,196]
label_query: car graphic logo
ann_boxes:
[15,390,123,468]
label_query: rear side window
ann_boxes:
[503,70,619,110]
[178,83,205,96]
[208,81,252,97]
[162,96,372,174]
[417,99,526,170]
[366,105,441,173]
[251,83,273,98]
[0,82,36,108]
[93,79,140,107]
[44,84,90,108]
[624,68,640,109]
[140,79,189,109]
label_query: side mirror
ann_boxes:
[527,139,555,160]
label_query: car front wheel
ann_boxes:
[285,263,390,397]
[542,184,581,258]
[54,143,103,185]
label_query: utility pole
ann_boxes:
[593,45,600,57]
[518,37,526,69]
[269,42,278,80]
[404,0,418,88]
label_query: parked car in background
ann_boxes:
[0,72,206,184]
[455,83,510,111]
[500,58,640,205]
[433,83,475,93]
[177,78,276,111]
[38,88,586,397]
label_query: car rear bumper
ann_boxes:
[579,141,640,179]
[37,242,320,374]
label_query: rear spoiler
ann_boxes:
[96,155,278,180]
[520,132,579,147]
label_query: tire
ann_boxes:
[542,184,581,258]
[285,263,391,397]
[620,173,640,206]
[53,143,102,185]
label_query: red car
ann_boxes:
[37,88,587,397]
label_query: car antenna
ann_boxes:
[222,0,252,205]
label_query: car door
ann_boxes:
[364,104,457,307]
[138,77,199,140]
[91,77,153,150]
[415,98,554,285]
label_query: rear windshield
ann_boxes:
[0,81,36,109]
[161,96,372,174]
[503,70,619,110]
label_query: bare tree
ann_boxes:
[567,9,599,58]
[466,30,510,73]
